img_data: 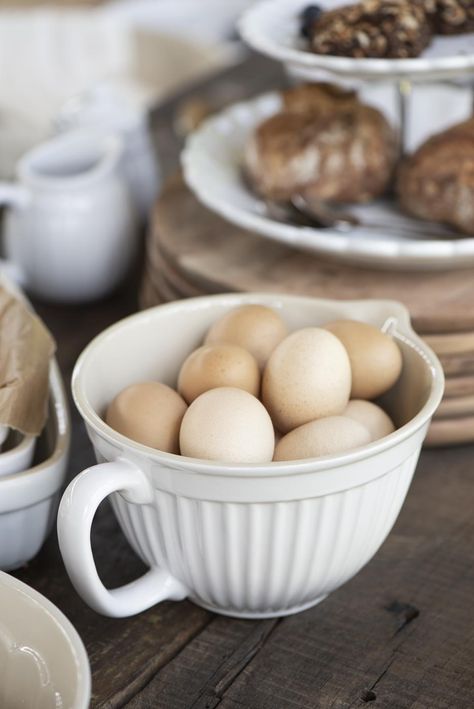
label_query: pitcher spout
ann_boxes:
[18,129,124,190]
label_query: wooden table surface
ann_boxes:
[12,55,474,709]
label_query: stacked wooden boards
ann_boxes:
[141,175,474,447]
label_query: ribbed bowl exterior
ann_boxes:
[100,434,423,618]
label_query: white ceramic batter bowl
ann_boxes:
[58,294,444,618]
[0,571,90,709]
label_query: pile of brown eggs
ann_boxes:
[106,305,402,464]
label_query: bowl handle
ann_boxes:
[57,458,188,617]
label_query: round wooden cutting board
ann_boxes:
[436,394,474,419]
[443,375,474,399]
[425,416,474,447]
[151,175,474,335]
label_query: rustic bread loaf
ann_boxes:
[281,83,359,115]
[397,118,474,236]
[244,84,397,203]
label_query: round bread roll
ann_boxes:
[244,86,397,204]
[281,83,359,117]
[397,118,474,236]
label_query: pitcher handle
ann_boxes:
[0,183,30,287]
[0,183,30,209]
[57,458,188,617]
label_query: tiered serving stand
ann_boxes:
[143,0,474,446]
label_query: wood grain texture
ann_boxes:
[436,394,474,418]
[424,331,474,356]
[149,175,474,335]
[425,416,474,447]
[438,353,474,377]
[444,374,474,398]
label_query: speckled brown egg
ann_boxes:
[177,343,260,404]
[179,387,274,463]
[274,415,371,461]
[344,400,395,442]
[204,304,288,369]
[325,319,402,400]
[262,327,352,433]
[106,381,187,453]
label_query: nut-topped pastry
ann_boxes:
[244,83,397,203]
[397,118,474,236]
[420,0,474,34]
[303,0,433,58]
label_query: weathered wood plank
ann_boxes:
[126,618,279,709]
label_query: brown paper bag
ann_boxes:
[0,287,56,436]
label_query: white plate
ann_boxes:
[239,0,474,81]
[182,92,474,271]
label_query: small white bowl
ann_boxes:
[0,359,70,571]
[0,571,90,709]
[58,294,443,619]
[0,430,36,478]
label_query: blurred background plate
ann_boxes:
[182,91,474,271]
[0,0,243,180]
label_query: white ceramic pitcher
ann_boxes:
[0,131,137,303]
[56,84,161,222]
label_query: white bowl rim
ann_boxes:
[0,571,91,709]
[72,293,444,476]
[0,432,35,462]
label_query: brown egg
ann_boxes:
[106,381,186,453]
[178,343,260,403]
[273,427,283,446]
[262,327,352,433]
[274,416,371,461]
[325,319,402,400]
[205,304,288,369]
[179,387,274,463]
[344,400,395,442]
